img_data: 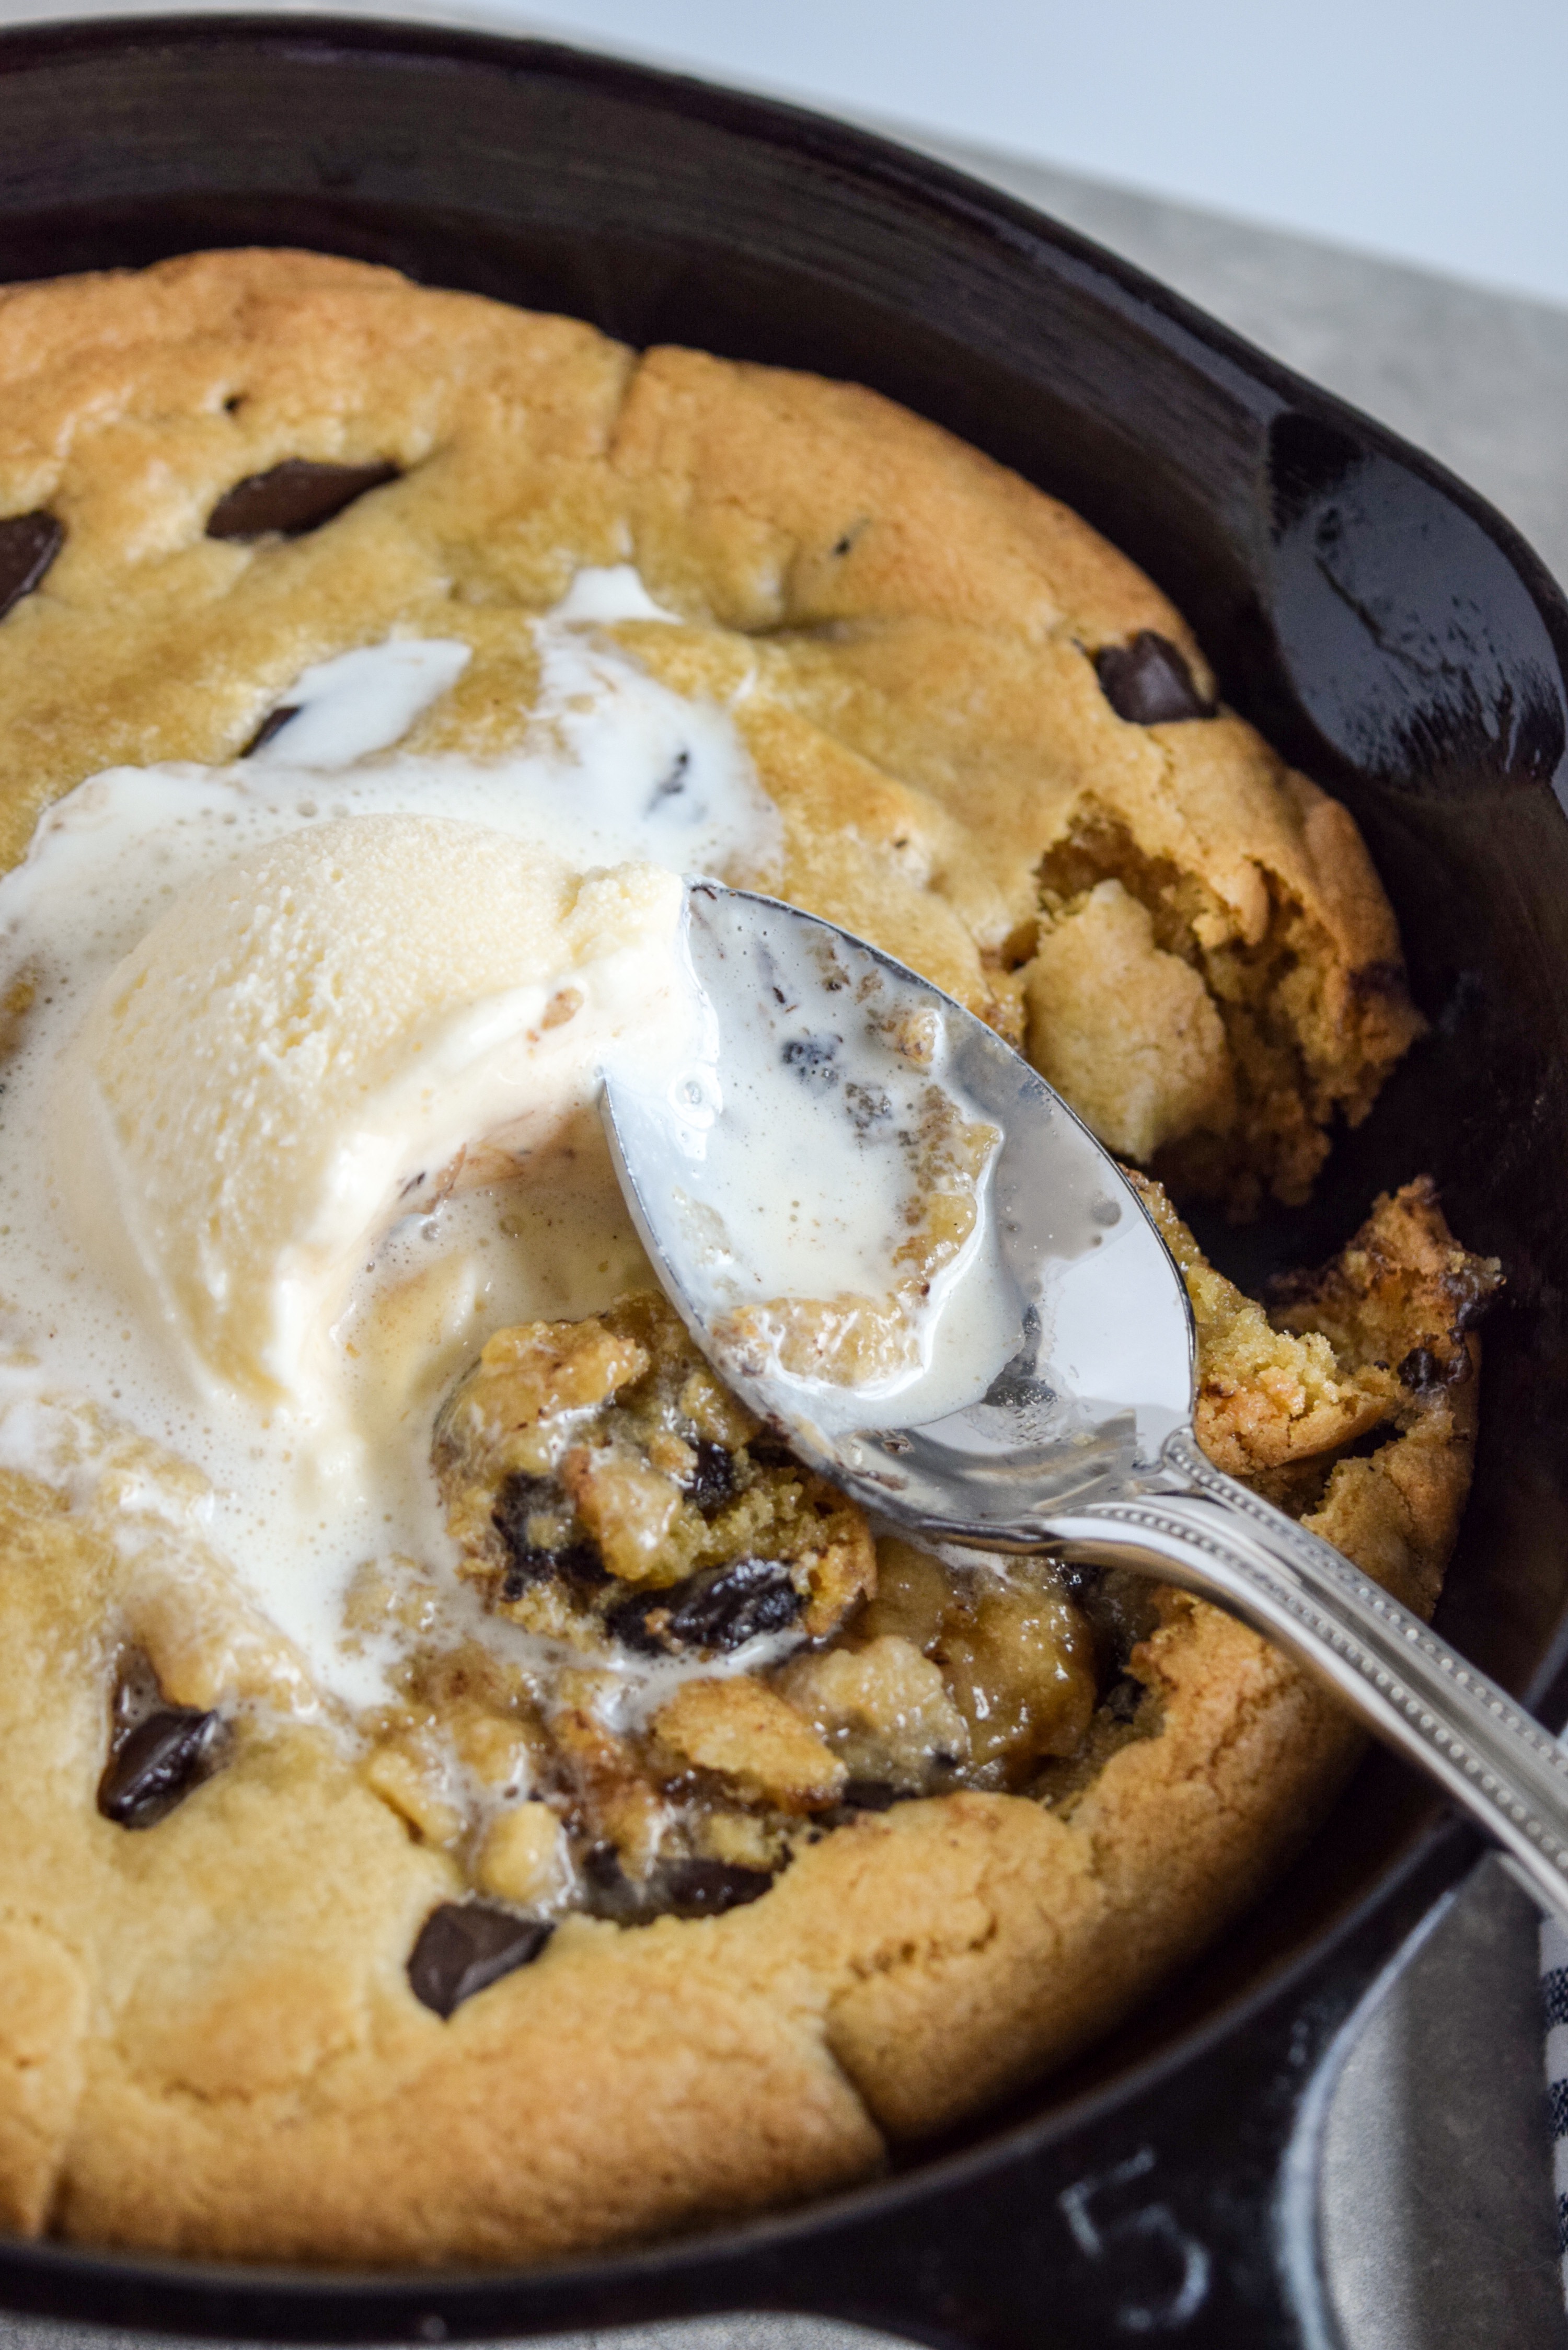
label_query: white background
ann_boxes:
[4,0,1567,309]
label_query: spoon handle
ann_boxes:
[1040,1427,1568,1930]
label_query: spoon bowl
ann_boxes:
[604,880,1192,1530]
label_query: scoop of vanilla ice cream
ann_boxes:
[55,812,684,1423]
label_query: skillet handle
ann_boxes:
[1040,1428,1568,1933]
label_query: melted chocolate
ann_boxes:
[607,1554,801,1656]
[494,1471,609,1599]
[577,1842,642,1921]
[1399,1345,1465,1395]
[682,1437,738,1513]
[659,1858,774,1917]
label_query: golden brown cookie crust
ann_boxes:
[0,252,1482,2264]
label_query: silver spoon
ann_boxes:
[602,880,1568,1930]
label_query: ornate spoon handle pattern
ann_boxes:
[1041,1426,1568,1926]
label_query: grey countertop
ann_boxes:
[905,128,1568,600]
[2,79,1566,2350]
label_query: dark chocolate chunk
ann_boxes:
[746,1432,800,1471]
[577,1842,651,1923]
[1102,1674,1145,1725]
[823,1780,925,1827]
[683,1437,738,1514]
[499,1548,550,1601]
[494,1471,608,1599]
[578,1846,777,1925]
[1350,959,1410,1003]
[407,1902,552,2018]
[0,512,64,621]
[838,1778,900,1812]
[602,1591,666,1654]
[583,1841,628,1892]
[494,1478,556,1596]
[781,1033,841,1087]
[660,1858,774,1918]
[241,703,300,757]
[1094,631,1213,725]
[1332,1423,1396,1466]
[607,1555,802,1656]
[550,1541,610,1594]
[206,458,399,542]
[1398,1345,1465,1396]
[98,1704,228,1829]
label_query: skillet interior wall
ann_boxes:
[1,10,1567,2058]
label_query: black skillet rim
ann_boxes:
[8,6,1567,665]
[0,14,1564,2340]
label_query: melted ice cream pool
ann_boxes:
[610,886,1016,1440]
[0,569,1007,1709]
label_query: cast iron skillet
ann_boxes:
[1,18,1566,2346]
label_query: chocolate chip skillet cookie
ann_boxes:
[0,251,1497,2265]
